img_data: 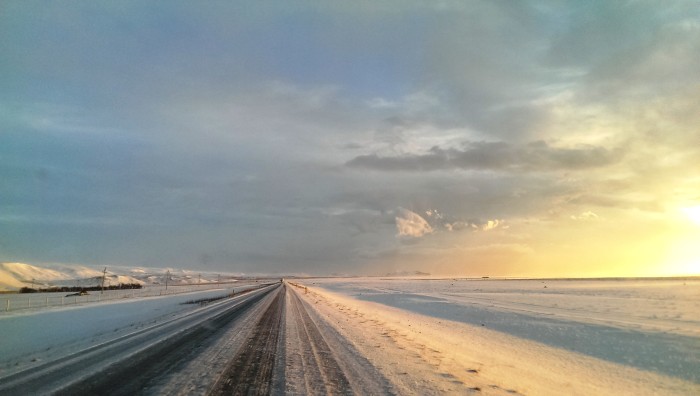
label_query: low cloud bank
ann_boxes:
[347,141,621,172]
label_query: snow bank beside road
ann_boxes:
[299,282,699,395]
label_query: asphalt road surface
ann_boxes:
[0,283,393,395]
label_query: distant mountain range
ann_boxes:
[383,270,431,277]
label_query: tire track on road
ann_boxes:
[287,287,353,395]
[288,286,396,395]
[53,286,278,396]
[209,284,285,395]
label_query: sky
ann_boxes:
[1,1,699,277]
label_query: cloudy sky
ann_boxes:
[2,1,699,277]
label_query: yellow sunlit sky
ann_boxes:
[1,1,699,277]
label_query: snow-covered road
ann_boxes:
[0,284,280,395]
[2,278,698,395]
[0,283,392,395]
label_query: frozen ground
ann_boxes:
[1,277,697,395]
[303,277,699,394]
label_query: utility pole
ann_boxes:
[165,270,170,291]
[101,267,107,294]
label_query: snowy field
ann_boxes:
[302,277,699,394]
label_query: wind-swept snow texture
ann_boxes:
[302,277,699,395]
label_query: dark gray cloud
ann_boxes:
[346,141,622,172]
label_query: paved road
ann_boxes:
[0,283,392,395]
[209,284,285,395]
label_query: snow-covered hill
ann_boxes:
[0,262,246,292]
[0,262,144,291]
